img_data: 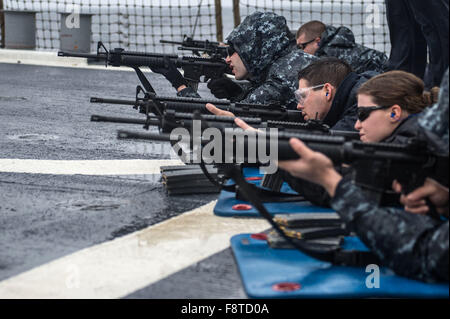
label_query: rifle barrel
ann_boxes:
[90,114,159,126]
[160,40,183,45]
[57,51,104,59]
[90,97,138,106]
[118,130,173,142]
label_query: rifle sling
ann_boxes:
[198,162,307,202]
[199,162,235,192]
[225,164,380,267]
[235,186,306,203]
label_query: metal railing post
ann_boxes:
[0,0,5,48]
[233,0,241,27]
[214,0,223,42]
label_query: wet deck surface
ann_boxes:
[0,62,250,298]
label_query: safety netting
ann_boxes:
[236,0,390,54]
[1,0,220,53]
[0,0,390,54]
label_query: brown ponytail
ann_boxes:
[358,71,440,114]
[423,86,440,106]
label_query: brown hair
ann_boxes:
[357,71,440,114]
[296,20,326,40]
[298,57,353,88]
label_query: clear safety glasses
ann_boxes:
[294,84,326,104]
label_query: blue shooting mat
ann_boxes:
[231,234,449,298]
[213,167,334,217]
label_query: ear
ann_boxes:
[390,105,402,122]
[323,83,334,101]
[315,37,321,47]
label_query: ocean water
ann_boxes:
[1,0,390,54]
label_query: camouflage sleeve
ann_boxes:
[319,45,388,74]
[229,81,254,103]
[354,48,388,74]
[240,51,316,108]
[331,178,449,282]
[239,76,293,107]
[418,69,449,154]
[176,87,201,98]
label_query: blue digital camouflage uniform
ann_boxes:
[330,69,449,283]
[315,25,388,74]
[418,69,449,154]
[179,12,317,109]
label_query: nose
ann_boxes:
[354,119,362,131]
[225,56,232,64]
[296,102,303,110]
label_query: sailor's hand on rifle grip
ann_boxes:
[393,179,449,216]
[207,77,243,99]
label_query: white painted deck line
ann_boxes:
[0,201,269,299]
[0,159,184,175]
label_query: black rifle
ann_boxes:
[90,110,359,139]
[58,41,232,92]
[91,112,260,133]
[92,108,356,203]
[90,86,306,123]
[160,35,228,58]
[117,126,448,202]
[225,130,448,201]
[117,126,382,266]
[117,123,447,267]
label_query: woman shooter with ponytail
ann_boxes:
[277,70,449,283]
[355,70,439,144]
